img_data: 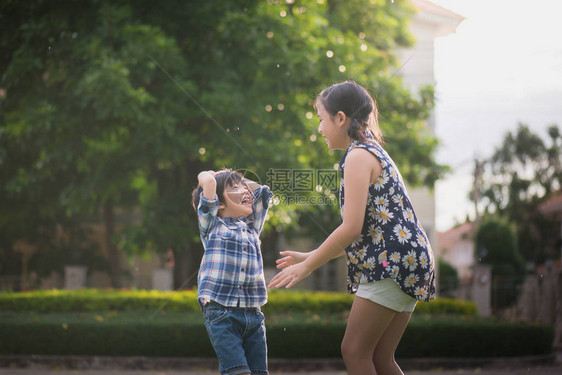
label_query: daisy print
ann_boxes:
[414,286,427,299]
[378,251,388,264]
[368,205,377,220]
[357,246,367,261]
[404,273,419,289]
[404,208,415,223]
[374,171,389,190]
[393,224,411,244]
[392,194,404,208]
[390,265,400,279]
[416,233,426,247]
[369,225,383,244]
[402,250,418,271]
[374,195,388,207]
[377,206,394,225]
[364,257,376,270]
[351,234,364,248]
[390,252,401,263]
[419,252,429,269]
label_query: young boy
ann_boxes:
[192,169,272,375]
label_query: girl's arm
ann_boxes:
[275,249,344,269]
[269,148,381,289]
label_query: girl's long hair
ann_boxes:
[314,81,383,144]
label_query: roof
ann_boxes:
[412,0,466,37]
[414,0,465,20]
[437,221,474,250]
[538,191,562,216]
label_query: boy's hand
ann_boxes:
[198,170,216,185]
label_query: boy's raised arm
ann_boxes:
[198,171,217,200]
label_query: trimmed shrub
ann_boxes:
[0,312,553,358]
[0,289,477,316]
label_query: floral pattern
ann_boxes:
[339,133,436,301]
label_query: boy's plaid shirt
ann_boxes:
[196,186,273,308]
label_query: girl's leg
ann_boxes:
[372,311,413,375]
[341,296,397,375]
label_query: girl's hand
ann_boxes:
[275,250,311,269]
[268,262,311,289]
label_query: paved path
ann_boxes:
[1,354,561,375]
[1,367,562,375]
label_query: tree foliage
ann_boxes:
[477,123,562,264]
[1,0,444,287]
[475,216,525,309]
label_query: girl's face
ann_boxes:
[317,101,349,150]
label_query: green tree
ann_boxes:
[1,0,444,288]
[475,216,525,309]
[437,258,459,298]
[477,123,562,264]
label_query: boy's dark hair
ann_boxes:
[191,170,244,211]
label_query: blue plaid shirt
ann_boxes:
[196,185,272,308]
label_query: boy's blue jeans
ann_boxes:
[203,301,268,375]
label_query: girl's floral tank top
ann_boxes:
[339,132,436,301]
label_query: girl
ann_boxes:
[268,81,436,375]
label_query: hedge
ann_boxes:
[0,311,553,358]
[0,289,477,316]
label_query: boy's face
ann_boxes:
[219,182,253,218]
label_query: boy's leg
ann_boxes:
[204,303,251,375]
[341,296,397,375]
[242,308,268,375]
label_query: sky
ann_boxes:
[426,0,562,231]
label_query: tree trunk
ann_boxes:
[103,198,121,288]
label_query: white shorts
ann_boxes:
[356,278,417,312]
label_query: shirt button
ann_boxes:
[241,268,246,272]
